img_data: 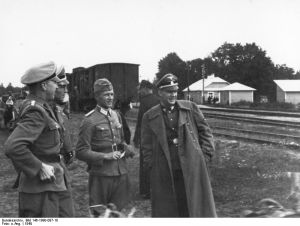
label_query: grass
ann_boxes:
[0,110,300,217]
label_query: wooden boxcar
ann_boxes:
[66,63,139,112]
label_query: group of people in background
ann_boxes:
[4,61,217,218]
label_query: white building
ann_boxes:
[274,80,300,104]
[219,82,256,105]
[182,74,230,104]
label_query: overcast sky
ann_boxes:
[0,0,299,87]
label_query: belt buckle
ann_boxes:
[112,143,117,152]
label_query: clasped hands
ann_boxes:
[105,144,136,160]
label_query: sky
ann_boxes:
[0,0,300,87]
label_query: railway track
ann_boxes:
[211,126,300,149]
[199,106,300,118]
[203,112,300,128]
[126,109,300,149]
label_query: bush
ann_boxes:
[217,100,298,112]
[249,102,296,111]
[231,100,252,108]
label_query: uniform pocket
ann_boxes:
[48,122,60,145]
[95,125,111,140]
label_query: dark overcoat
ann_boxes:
[141,100,217,217]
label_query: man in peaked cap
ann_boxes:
[76,78,135,216]
[4,61,74,217]
[133,79,159,199]
[52,65,75,165]
[141,73,217,217]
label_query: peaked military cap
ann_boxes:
[94,78,113,93]
[21,61,60,85]
[156,73,178,90]
[56,65,69,85]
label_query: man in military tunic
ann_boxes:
[76,78,135,216]
[52,65,74,165]
[141,73,217,217]
[4,61,74,217]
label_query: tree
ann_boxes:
[210,42,276,101]
[273,64,295,79]
[156,52,187,95]
[156,53,215,95]
[295,71,300,80]
[0,83,5,96]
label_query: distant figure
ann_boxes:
[5,96,14,106]
[0,96,5,109]
[4,96,15,127]
[141,73,217,217]
[207,94,213,104]
[133,80,159,199]
[212,97,218,104]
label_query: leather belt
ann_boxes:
[36,154,62,163]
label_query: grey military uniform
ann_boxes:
[4,95,74,217]
[76,106,130,213]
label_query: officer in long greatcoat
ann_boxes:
[141,73,217,217]
[4,61,74,217]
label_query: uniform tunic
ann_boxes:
[4,94,74,217]
[76,106,129,212]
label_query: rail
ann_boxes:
[126,116,300,149]
[204,113,300,128]
[211,126,300,149]
[199,105,300,118]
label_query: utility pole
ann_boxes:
[201,64,205,104]
[187,63,191,101]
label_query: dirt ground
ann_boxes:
[1,112,300,217]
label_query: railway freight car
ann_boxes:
[66,62,139,112]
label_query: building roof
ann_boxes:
[274,80,300,92]
[183,74,229,91]
[220,82,256,91]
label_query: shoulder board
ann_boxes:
[18,100,46,119]
[85,109,95,117]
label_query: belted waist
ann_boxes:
[35,154,62,163]
[93,143,125,153]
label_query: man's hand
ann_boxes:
[124,144,136,158]
[105,151,122,160]
[39,163,56,182]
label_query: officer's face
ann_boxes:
[44,80,58,101]
[55,84,68,104]
[158,88,178,107]
[95,90,114,109]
